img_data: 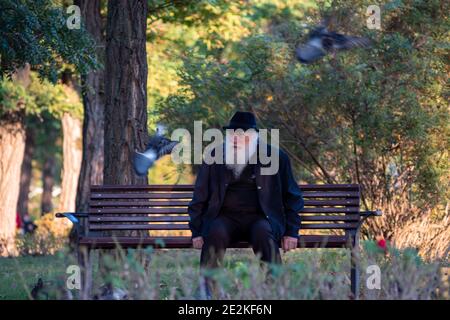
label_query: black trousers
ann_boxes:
[200,210,282,270]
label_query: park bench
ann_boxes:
[56,183,382,299]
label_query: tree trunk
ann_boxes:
[75,0,105,214]
[58,112,83,213]
[40,118,59,215]
[17,125,35,218]
[0,118,25,256]
[41,155,56,214]
[0,64,30,256]
[104,0,149,185]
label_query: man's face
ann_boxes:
[224,129,258,177]
[227,129,258,151]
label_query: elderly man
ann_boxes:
[188,111,304,297]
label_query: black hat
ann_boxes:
[222,111,258,131]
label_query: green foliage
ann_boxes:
[152,0,449,238]
[0,72,82,118]
[147,0,257,128]
[147,155,194,184]
[0,0,98,82]
[0,78,35,114]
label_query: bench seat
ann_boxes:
[78,235,351,249]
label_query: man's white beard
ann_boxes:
[225,135,258,179]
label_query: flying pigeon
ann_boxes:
[295,26,372,64]
[133,126,178,176]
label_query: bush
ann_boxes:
[16,213,71,256]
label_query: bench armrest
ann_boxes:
[355,209,383,236]
[359,210,383,218]
[55,212,88,225]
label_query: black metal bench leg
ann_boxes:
[78,245,93,300]
[350,232,360,300]
[350,249,360,299]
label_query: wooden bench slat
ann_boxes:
[91,192,194,200]
[91,185,194,192]
[305,199,360,206]
[90,224,190,230]
[89,216,191,222]
[90,191,359,199]
[302,191,360,198]
[299,215,359,221]
[91,190,359,201]
[89,194,359,202]
[301,207,359,213]
[88,214,360,223]
[89,192,360,206]
[79,235,351,248]
[299,223,357,229]
[89,222,357,231]
[88,201,359,214]
[89,208,188,214]
[90,184,359,192]
[90,200,191,207]
[88,207,360,215]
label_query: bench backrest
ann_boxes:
[87,184,360,237]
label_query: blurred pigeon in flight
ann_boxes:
[133,126,178,176]
[295,26,372,64]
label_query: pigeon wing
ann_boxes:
[333,34,372,50]
[157,140,178,159]
[133,149,157,176]
[296,36,327,63]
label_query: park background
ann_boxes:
[0,0,448,299]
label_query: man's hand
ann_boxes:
[282,236,298,252]
[192,236,204,249]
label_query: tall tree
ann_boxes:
[17,123,35,218]
[104,0,149,185]
[37,112,60,215]
[59,112,82,213]
[41,154,56,214]
[0,64,30,255]
[75,0,105,214]
[0,0,97,255]
[58,70,83,213]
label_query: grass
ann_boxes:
[0,243,448,300]
[0,254,67,299]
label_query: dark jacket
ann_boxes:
[187,143,304,244]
